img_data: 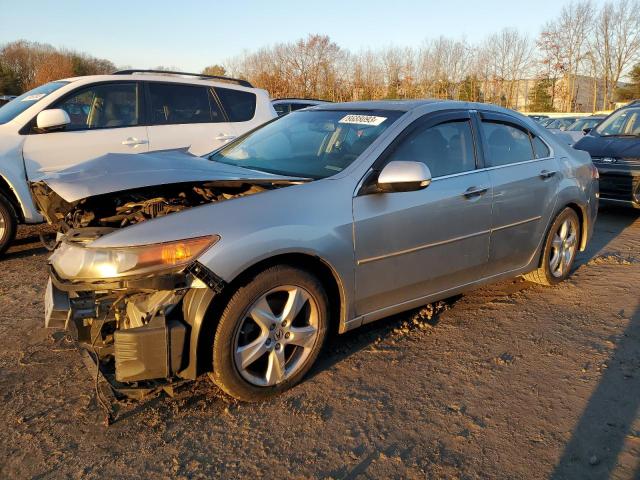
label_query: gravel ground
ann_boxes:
[0,207,638,479]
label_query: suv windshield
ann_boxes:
[210,109,403,179]
[596,106,640,136]
[0,81,69,125]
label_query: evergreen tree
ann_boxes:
[616,63,640,102]
[528,78,555,111]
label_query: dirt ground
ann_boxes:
[0,206,638,479]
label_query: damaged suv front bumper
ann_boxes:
[45,262,225,395]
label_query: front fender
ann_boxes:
[0,133,42,223]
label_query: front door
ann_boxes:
[353,111,493,316]
[23,82,149,178]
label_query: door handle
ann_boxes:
[122,137,148,146]
[215,134,236,141]
[463,186,488,198]
[539,170,557,179]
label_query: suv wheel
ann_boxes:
[524,207,580,286]
[0,193,17,256]
[210,265,328,401]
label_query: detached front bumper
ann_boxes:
[45,263,225,393]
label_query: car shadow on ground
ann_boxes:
[550,304,640,479]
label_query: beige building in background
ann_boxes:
[513,75,610,113]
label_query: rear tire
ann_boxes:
[0,193,17,256]
[210,265,329,401]
[524,207,580,286]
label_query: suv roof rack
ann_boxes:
[112,69,253,88]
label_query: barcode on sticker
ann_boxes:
[338,115,386,126]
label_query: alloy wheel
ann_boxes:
[549,217,578,278]
[233,285,319,387]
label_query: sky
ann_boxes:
[0,0,607,72]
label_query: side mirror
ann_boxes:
[377,161,432,193]
[36,109,70,132]
[582,127,592,135]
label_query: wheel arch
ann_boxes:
[565,201,588,251]
[0,175,24,223]
[180,252,346,379]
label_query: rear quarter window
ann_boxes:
[215,87,256,122]
[532,136,551,158]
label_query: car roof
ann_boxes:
[57,73,258,92]
[309,99,537,117]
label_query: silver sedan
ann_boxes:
[43,100,599,401]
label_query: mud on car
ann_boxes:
[37,100,598,402]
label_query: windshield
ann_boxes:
[210,109,403,179]
[596,107,640,136]
[568,118,602,131]
[0,81,69,125]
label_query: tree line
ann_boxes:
[2,0,639,112]
[0,40,114,95]
[222,0,640,112]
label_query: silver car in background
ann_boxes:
[42,100,598,401]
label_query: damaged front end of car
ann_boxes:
[45,232,224,397]
[34,150,310,399]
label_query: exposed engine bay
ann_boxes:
[31,180,272,231]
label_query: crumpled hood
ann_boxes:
[574,135,640,159]
[33,149,306,203]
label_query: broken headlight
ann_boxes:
[50,236,219,281]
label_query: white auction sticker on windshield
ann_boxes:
[338,114,386,126]
[21,94,46,102]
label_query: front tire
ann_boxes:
[524,207,580,286]
[210,265,329,401]
[0,193,17,256]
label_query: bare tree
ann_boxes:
[480,29,533,108]
[593,0,640,108]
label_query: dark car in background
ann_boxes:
[528,114,549,123]
[552,115,606,145]
[574,101,640,208]
[0,95,17,107]
[271,98,330,116]
[545,116,582,131]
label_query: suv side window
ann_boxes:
[481,121,534,167]
[55,83,139,131]
[148,83,223,125]
[215,87,256,122]
[386,119,476,178]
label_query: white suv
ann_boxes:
[0,70,276,254]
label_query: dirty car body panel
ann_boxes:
[40,100,598,398]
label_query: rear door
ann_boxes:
[353,110,493,316]
[476,111,560,275]
[22,82,149,177]
[145,82,236,156]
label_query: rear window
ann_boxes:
[148,83,223,125]
[215,87,256,122]
[0,81,68,125]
